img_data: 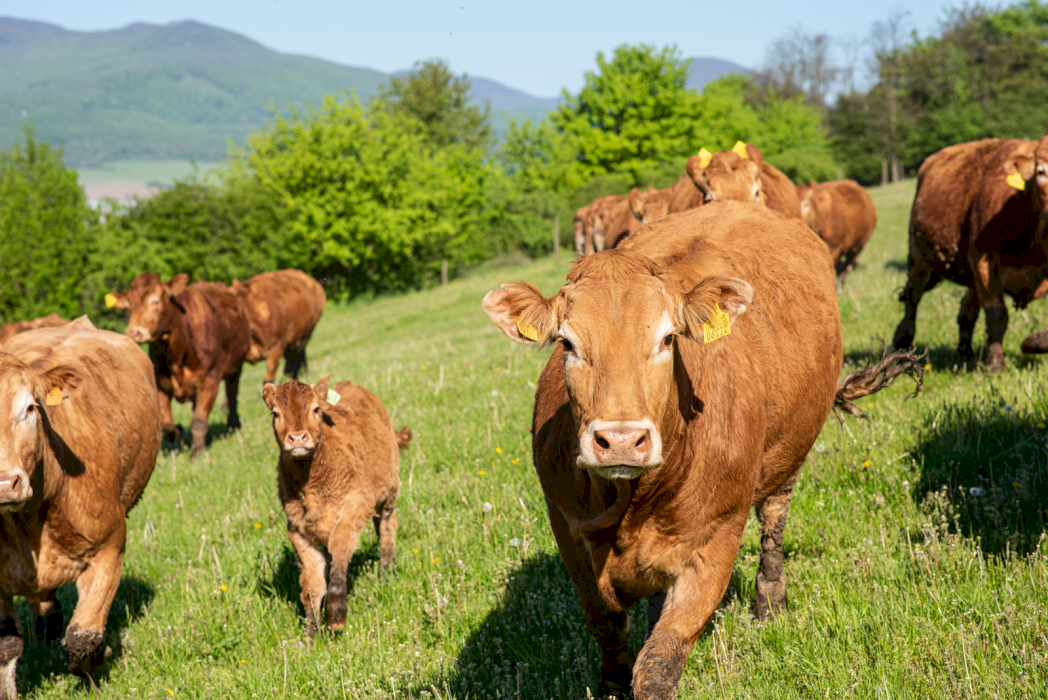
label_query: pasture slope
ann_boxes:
[15,180,1047,698]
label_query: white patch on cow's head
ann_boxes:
[649,313,677,360]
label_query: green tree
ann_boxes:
[0,126,97,322]
[375,59,492,151]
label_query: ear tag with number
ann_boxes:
[702,302,732,344]
[45,386,63,406]
[1007,171,1026,191]
[104,293,117,308]
[326,389,341,406]
[516,318,539,342]
[732,141,749,159]
[698,148,713,168]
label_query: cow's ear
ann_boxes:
[628,188,644,219]
[262,383,277,410]
[167,273,189,295]
[483,283,564,347]
[313,375,331,403]
[108,291,129,309]
[677,276,754,339]
[1004,153,1035,181]
[32,364,83,405]
[744,143,764,166]
[685,154,705,183]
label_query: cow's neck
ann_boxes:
[156,309,195,369]
[279,452,319,496]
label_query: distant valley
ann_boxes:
[0,17,748,167]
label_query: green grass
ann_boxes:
[13,180,1048,698]
[75,160,220,186]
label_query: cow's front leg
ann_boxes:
[972,253,1008,370]
[223,369,243,432]
[325,503,373,631]
[633,523,743,700]
[0,595,22,700]
[263,345,283,385]
[157,388,181,444]
[190,379,220,456]
[65,539,124,676]
[288,529,326,638]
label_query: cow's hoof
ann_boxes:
[162,423,183,444]
[598,666,632,698]
[986,346,1006,372]
[227,414,242,432]
[63,626,105,675]
[1021,330,1048,354]
[892,324,915,351]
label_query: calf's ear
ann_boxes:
[483,283,564,347]
[677,276,754,339]
[32,364,83,405]
[167,273,189,295]
[313,375,331,403]
[262,383,277,409]
[685,154,706,184]
[628,188,644,219]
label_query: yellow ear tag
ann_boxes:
[516,318,539,342]
[1007,171,1026,191]
[732,141,749,159]
[698,148,713,168]
[45,386,63,406]
[702,302,732,344]
[104,293,117,308]
[326,389,341,406]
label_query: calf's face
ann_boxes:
[109,273,189,344]
[0,355,80,512]
[687,144,763,205]
[263,377,331,457]
[483,251,751,480]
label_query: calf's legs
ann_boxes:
[288,530,327,638]
[372,497,398,573]
[324,503,374,631]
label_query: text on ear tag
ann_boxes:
[516,318,539,342]
[45,386,63,406]
[732,141,749,159]
[702,302,732,344]
[698,148,713,168]
[1007,171,1026,191]
[104,293,117,308]
[326,389,341,406]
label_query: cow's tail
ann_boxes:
[833,345,925,422]
[395,427,413,450]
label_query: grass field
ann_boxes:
[13,180,1048,699]
[75,160,220,186]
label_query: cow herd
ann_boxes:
[0,130,1047,699]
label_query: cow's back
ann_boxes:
[180,282,252,375]
[759,162,803,219]
[2,321,161,515]
[241,270,326,351]
[811,180,877,260]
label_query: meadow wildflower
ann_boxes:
[863,460,871,467]
[969,486,986,497]
[220,585,227,592]
[495,447,502,454]
[482,502,492,513]
[478,470,486,476]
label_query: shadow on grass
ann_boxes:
[159,422,240,456]
[911,391,1048,556]
[255,541,381,622]
[884,259,908,272]
[16,576,154,696]
[431,550,747,699]
[844,344,974,373]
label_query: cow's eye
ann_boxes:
[561,338,575,354]
[271,410,280,418]
[663,334,674,347]
[313,406,321,415]
[25,404,35,416]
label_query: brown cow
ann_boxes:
[795,179,878,288]
[0,313,69,345]
[0,318,160,699]
[667,175,704,215]
[482,202,922,698]
[110,273,251,455]
[263,377,406,635]
[232,269,326,384]
[892,133,1048,369]
[686,143,802,219]
[630,178,705,226]
[592,194,643,251]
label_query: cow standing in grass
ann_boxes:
[483,202,922,699]
[0,319,160,699]
[110,273,250,455]
[893,130,1048,369]
[263,377,409,635]
[232,269,326,384]
[795,179,878,288]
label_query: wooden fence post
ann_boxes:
[441,259,448,286]
[553,215,561,265]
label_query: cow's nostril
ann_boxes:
[595,435,610,449]
[635,434,647,448]
[9,474,19,492]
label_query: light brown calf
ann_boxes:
[263,378,407,635]
[0,314,69,345]
[0,319,160,699]
[592,194,643,251]
[232,269,326,384]
[629,178,704,226]
[686,143,802,219]
[483,202,922,698]
[795,179,878,288]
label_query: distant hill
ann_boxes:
[685,57,750,92]
[0,17,389,165]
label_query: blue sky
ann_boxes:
[5,1,953,96]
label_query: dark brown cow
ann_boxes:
[893,132,1048,369]
[795,179,878,288]
[483,202,922,699]
[0,319,160,699]
[0,313,69,345]
[110,273,251,455]
[263,377,407,635]
[232,269,326,384]
[686,143,802,219]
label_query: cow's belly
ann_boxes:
[0,525,85,596]
[164,366,208,402]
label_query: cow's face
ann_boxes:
[629,188,670,225]
[263,377,330,458]
[1033,130,1048,212]
[795,183,815,226]
[687,145,763,205]
[573,210,587,255]
[0,354,81,512]
[110,273,189,344]
[483,250,751,480]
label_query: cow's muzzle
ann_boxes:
[0,468,32,510]
[578,419,662,480]
[125,326,154,344]
[283,431,316,457]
